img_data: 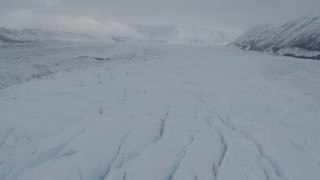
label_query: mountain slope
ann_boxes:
[132,25,240,45]
[0,27,115,43]
[0,26,240,45]
[231,16,320,60]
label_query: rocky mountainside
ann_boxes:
[0,27,116,43]
[0,26,240,45]
[231,16,320,60]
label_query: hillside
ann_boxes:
[231,16,320,60]
[0,26,240,45]
[0,28,114,43]
[132,25,240,45]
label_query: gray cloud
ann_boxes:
[0,0,319,32]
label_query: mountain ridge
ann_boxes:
[230,16,320,60]
[0,27,114,43]
[0,26,240,45]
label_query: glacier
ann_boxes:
[0,39,320,180]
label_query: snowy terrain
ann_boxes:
[231,16,320,60]
[0,28,115,43]
[0,26,239,45]
[131,25,240,45]
[0,42,151,89]
[0,41,320,180]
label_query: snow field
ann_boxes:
[0,42,320,179]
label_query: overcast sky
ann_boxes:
[0,0,319,33]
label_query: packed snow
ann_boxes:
[0,41,320,180]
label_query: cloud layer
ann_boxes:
[1,0,319,32]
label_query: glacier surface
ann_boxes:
[0,41,320,180]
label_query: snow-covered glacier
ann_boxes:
[231,16,320,60]
[0,41,320,180]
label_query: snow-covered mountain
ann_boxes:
[0,25,240,45]
[231,16,320,60]
[0,27,116,43]
[132,25,240,45]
